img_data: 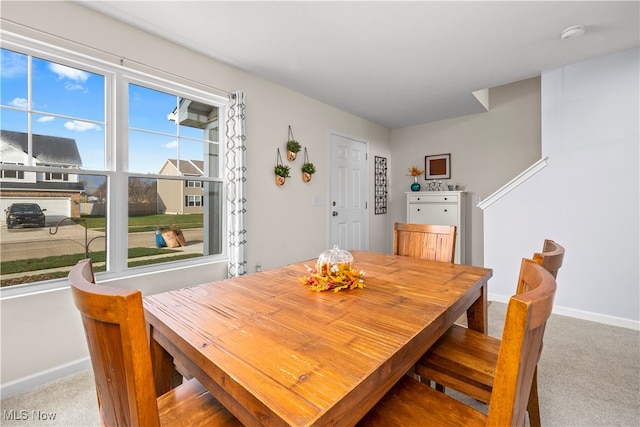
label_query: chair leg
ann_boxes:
[527,368,541,427]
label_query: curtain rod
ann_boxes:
[2,18,233,98]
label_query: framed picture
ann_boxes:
[425,154,451,180]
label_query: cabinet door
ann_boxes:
[408,203,457,225]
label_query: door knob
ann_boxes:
[332,211,338,216]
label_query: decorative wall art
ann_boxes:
[374,156,387,214]
[425,153,451,180]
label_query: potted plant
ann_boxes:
[286,139,301,161]
[301,161,316,182]
[274,164,291,186]
[407,166,424,191]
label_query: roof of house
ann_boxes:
[0,130,83,167]
[165,159,204,176]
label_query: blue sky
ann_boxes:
[1,48,214,174]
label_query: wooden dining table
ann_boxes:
[143,250,492,426]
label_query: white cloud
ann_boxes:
[64,82,88,92]
[64,120,101,132]
[9,98,28,109]
[49,63,90,82]
[49,63,90,92]
[37,116,55,123]
[0,50,27,78]
[163,140,179,149]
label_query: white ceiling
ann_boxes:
[78,1,639,129]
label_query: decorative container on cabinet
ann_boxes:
[406,191,466,264]
[410,176,421,191]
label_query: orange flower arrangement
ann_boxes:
[299,263,365,292]
[407,166,424,177]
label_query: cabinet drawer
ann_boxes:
[408,194,458,204]
[408,204,458,226]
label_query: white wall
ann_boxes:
[0,1,392,395]
[484,48,639,328]
[389,77,542,265]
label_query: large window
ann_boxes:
[0,36,226,290]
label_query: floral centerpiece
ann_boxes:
[299,263,365,292]
[407,166,424,177]
[299,245,365,292]
[407,166,424,191]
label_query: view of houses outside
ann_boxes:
[0,47,221,287]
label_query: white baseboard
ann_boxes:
[489,293,640,331]
[0,357,91,399]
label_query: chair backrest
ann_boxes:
[393,222,456,263]
[533,239,565,279]
[487,259,557,426]
[69,259,161,427]
[518,239,565,294]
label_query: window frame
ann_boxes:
[0,32,229,296]
[0,165,25,180]
[185,194,203,207]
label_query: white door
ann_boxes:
[329,133,369,251]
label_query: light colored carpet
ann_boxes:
[1,302,638,426]
[0,368,99,426]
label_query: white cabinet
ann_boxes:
[406,191,466,264]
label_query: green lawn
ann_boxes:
[1,247,185,274]
[81,213,203,233]
[0,248,203,287]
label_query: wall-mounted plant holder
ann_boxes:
[286,125,301,161]
[301,147,316,183]
[274,148,290,186]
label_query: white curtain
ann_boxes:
[225,91,247,277]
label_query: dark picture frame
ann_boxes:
[425,153,451,180]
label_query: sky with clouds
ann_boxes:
[1,48,217,175]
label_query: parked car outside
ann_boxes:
[5,203,47,229]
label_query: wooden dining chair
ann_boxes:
[358,258,557,427]
[68,259,241,427]
[415,239,565,427]
[393,222,456,263]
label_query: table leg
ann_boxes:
[466,281,488,333]
[149,325,183,396]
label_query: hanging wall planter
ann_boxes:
[301,148,316,183]
[274,148,290,186]
[286,125,301,161]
